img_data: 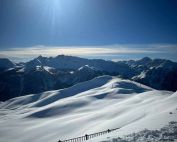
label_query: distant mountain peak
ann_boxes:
[0,58,15,69]
[139,57,152,63]
[56,54,74,59]
[36,55,43,59]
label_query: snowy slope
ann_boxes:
[0,64,103,101]
[92,121,177,142]
[0,76,177,142]
[1,56,177,101]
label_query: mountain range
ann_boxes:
[0,55,177,101]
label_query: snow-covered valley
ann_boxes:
[0,75,177,142]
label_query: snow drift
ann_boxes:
[0,76,177,142]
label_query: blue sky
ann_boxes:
[0,0,177,62]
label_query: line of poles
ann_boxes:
[58,127,120,142]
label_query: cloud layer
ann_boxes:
[0,44,177,62]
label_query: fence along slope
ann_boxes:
[58,127,120,142]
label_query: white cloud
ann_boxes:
[0,44,163,56]
[0,44,177,62]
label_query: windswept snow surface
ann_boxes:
[93,121,177,142]
[0,76,177,142]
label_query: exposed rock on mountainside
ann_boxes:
[0,56,177,101]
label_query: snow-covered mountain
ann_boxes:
[0,63,103,101]
[25,55,134,77]
[124,57,177,91]
[0,55,177,101]
[0,58,15,71]
[0,76,176,142]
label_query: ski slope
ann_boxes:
[0,75,177,142]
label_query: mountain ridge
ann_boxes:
[0,55,177,101]
[0,75,176,142]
